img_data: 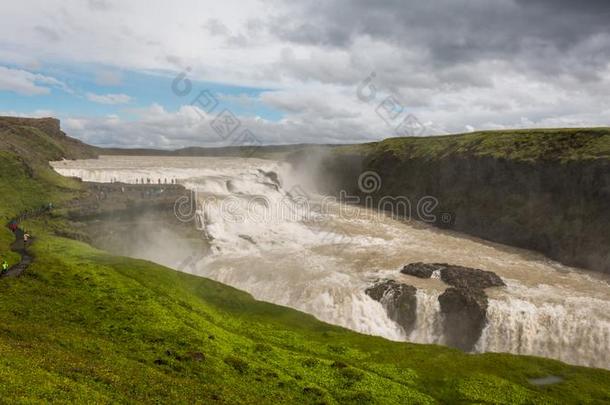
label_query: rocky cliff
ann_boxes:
[0,116,99,161]
[291,129,610,273]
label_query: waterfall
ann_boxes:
[476,291,610,369]
[408,289,444,344]
[51,156,610,369]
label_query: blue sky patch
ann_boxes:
[0,63,285,122]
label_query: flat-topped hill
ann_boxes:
[0,116,98,162]
[335,128,610,162]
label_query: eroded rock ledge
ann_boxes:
[65,182,186,220]
[438,286,489,351]
[401,262,505,289]
[365,280,417,335]
[368,263,505,351]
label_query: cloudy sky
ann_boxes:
[1,0,609,148]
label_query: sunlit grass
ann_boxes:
[336,128,610,162]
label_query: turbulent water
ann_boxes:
[53,155,610,369]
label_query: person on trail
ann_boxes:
[8,220,18,232]
[1,259,8,274]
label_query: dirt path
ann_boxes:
[2,227,34,278]
[2,206,53,278]
[2,238,32,278]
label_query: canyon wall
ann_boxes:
[291,130,610,273]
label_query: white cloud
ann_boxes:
[0,1,609,146]
[85,92,131,104]
[60,100,387,148]
[52,76,610,148]
[0,66,69,96]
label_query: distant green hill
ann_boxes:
[1,118,609,403]
[0,116,99,162]
[335,128,610,162]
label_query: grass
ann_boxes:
[0,150,82,267]
[2,229,609,404]
[336,128,610,162]
[0,117,90,267]
[0,120,609,403]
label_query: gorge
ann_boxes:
[53,153,610,369]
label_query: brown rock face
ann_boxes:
[400,263,506,351]
[400,262,444,278]
[365,280,417,335]
[439,264,506,289]
[401,262,506,290]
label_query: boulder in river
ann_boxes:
[439,264,506,290]
[401,262,505,352]
[400,262,444,278]
[365,280,417,335]
[258,169,280,190]
[401,262,506,290]
[438,287,488,351]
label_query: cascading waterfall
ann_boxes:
[408,289,444,345]
[476,284,610,368]
[52,156,610,369]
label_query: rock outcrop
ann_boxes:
[402,262,505,289]
[438,287,488,351]
[365,280,417,335]
[401,262,444,278]
[401,262,506,351]
[439,264,505,290]
[0,116,99,160]
[66,183,187,220]
[258,169,280,186]
[0,116,61,137]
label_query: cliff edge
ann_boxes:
[296,128,610,273]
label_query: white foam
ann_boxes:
[476,284,610,369]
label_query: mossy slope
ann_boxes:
[337,128,610,162]
[2,231,609,404]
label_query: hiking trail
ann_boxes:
[2,234,33,277]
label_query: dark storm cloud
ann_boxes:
[270,0,610,80]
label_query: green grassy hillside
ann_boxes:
[1,121,609,403]
[0,117,92,267]
[0,116,98,162]
[337,128,610,162]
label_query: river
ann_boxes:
[52,155,610,369]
